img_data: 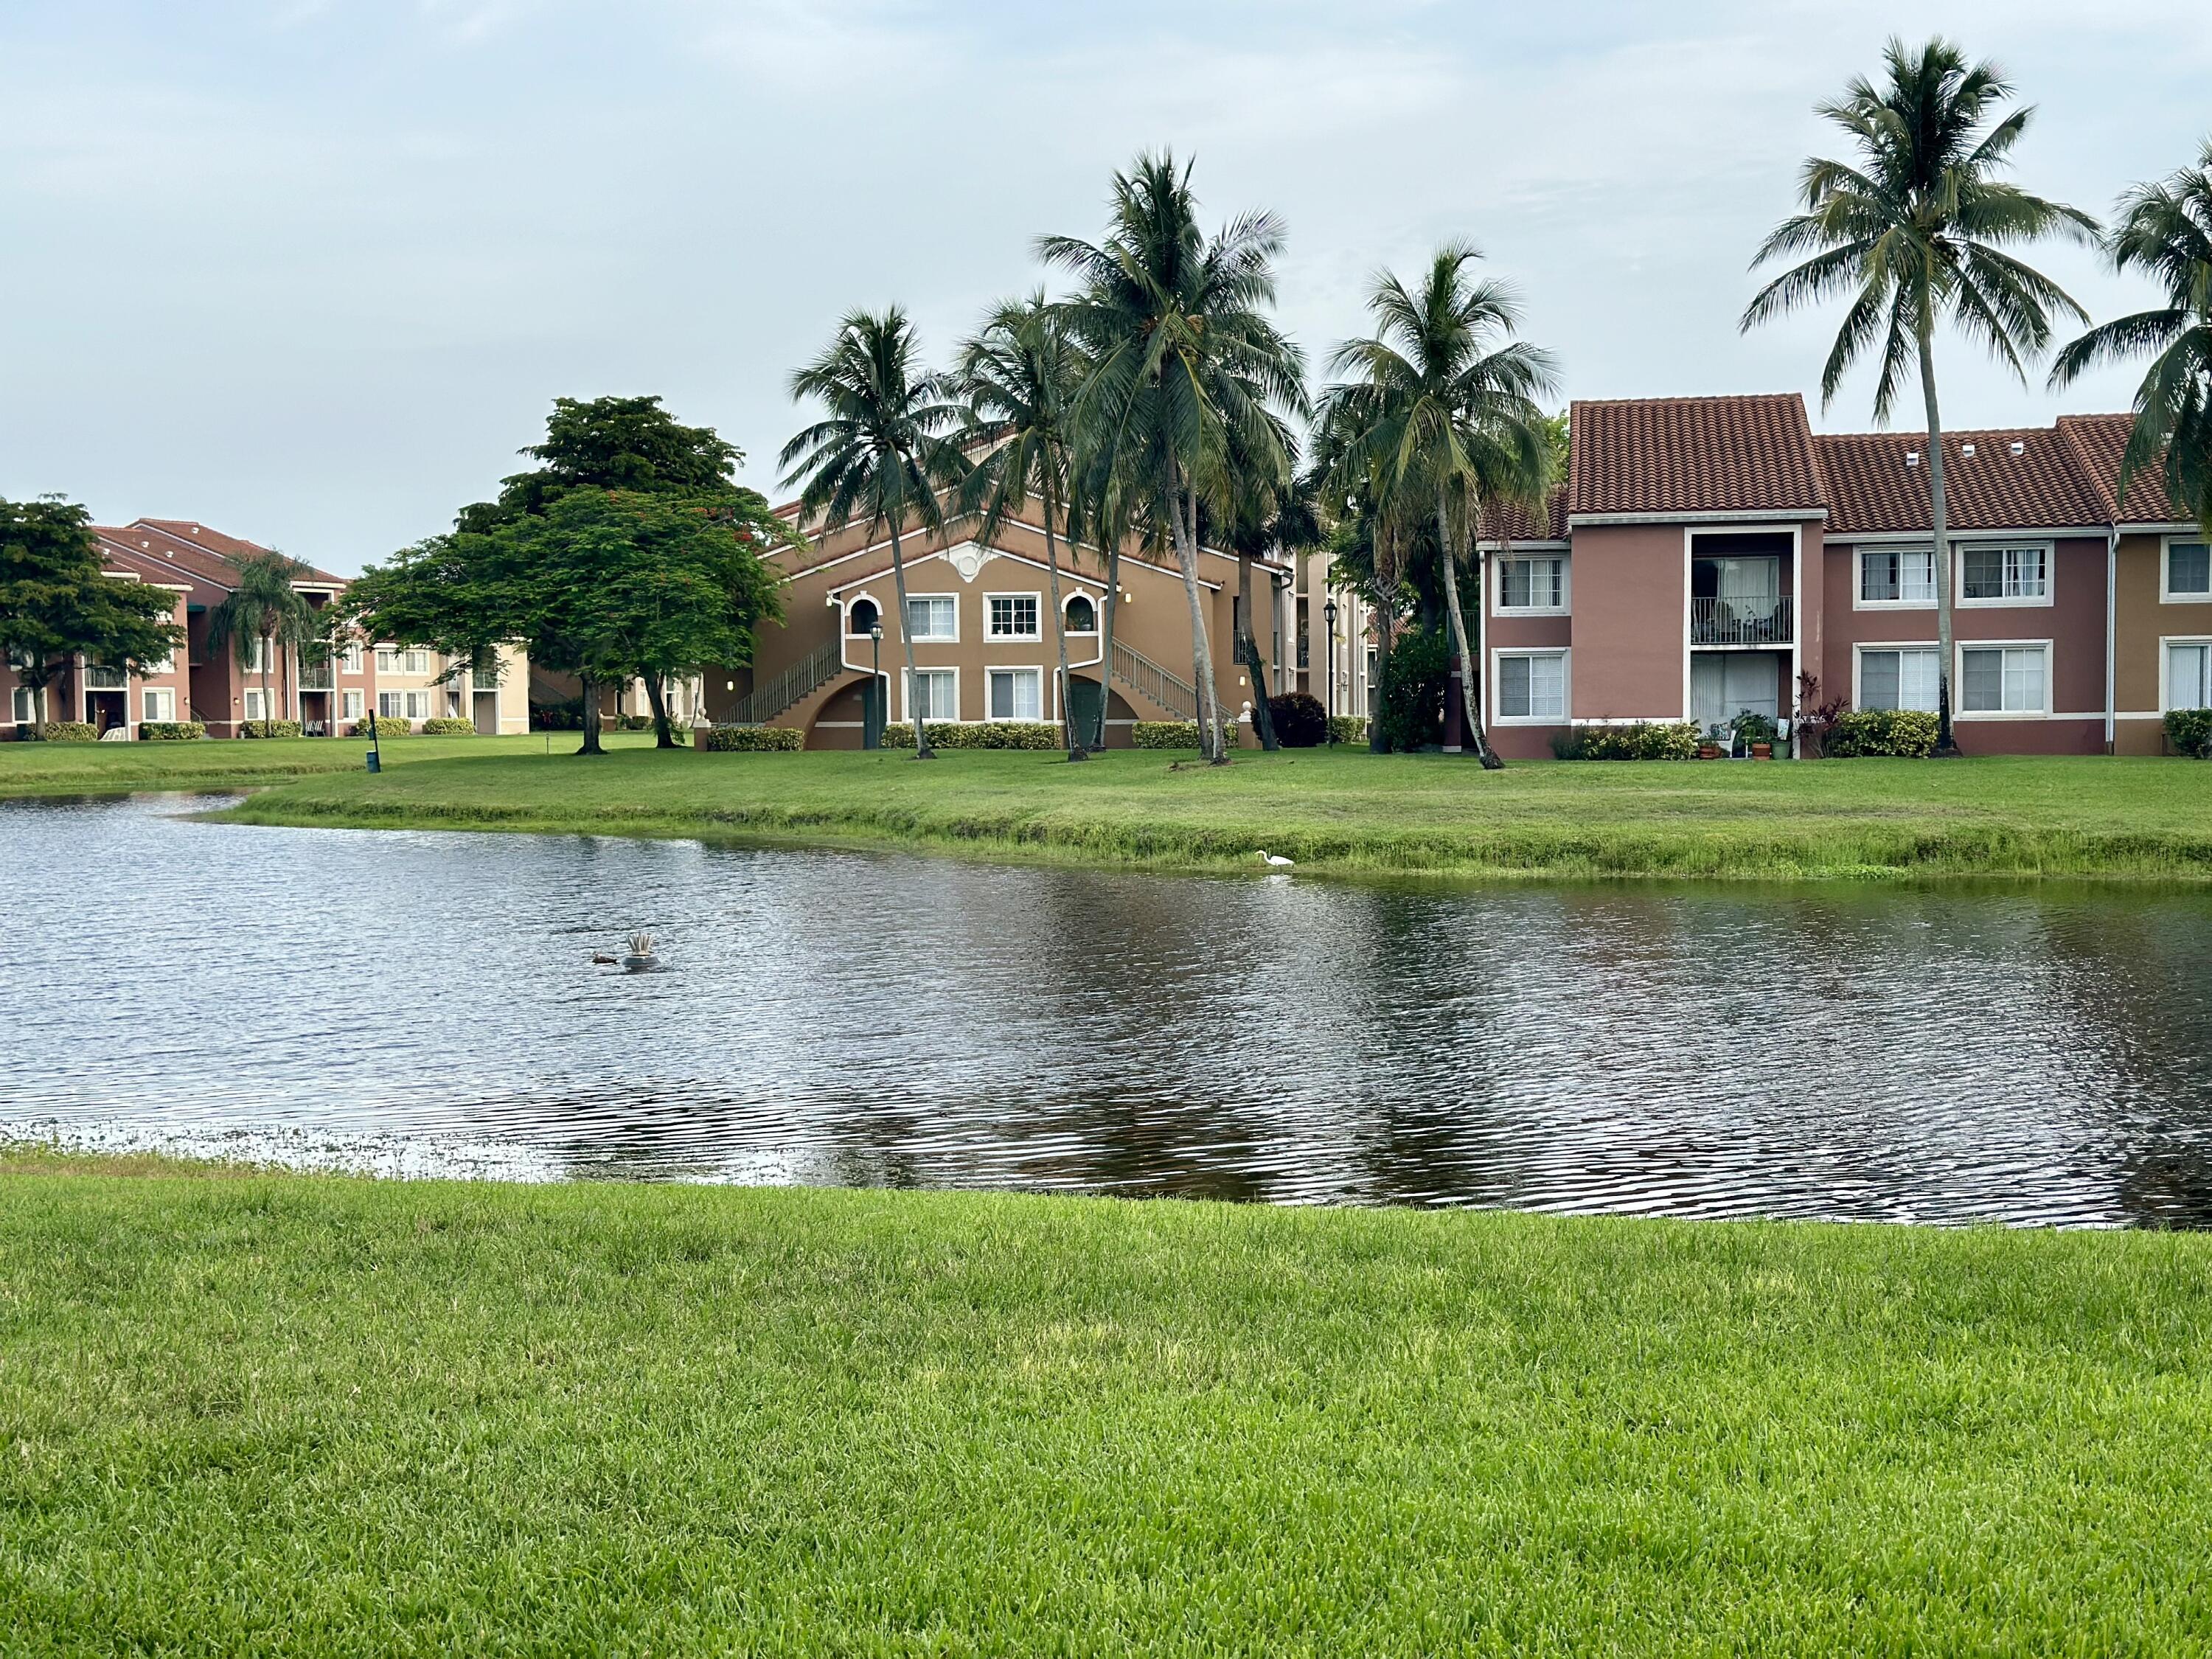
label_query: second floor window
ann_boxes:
[1860,548,1935,604]
[1498,557,1566,611]
[905,597,956,641]
[989,595,1040,638]
[1961,546,2048,602]
[2168,542,2211,598]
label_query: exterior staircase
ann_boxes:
[729,639,847,726]
[1110,640,1197,721]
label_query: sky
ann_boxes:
[4,1,2208,574]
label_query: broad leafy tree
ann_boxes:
[1043,153,1309,764]
[1324,243,1556,768]
[2053,139,2212,532]
[0,497,182,728]
[1743,37,2096,754]
[782,308,970,760]
[207,549,319,734]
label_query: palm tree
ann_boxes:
[1216,428,1317,751]
[1742,37,2096,755]
[1043,152,1308,765]
[2052,140,2212,532]
[782,308,970,759]
[206,549,317,734]
[1324,243,1557,768]
[958,293,1091,759]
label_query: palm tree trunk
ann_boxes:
[643,673,676,748]
[886,521,933,759]
[1167,468,1227,763]
[1043,482,1085,760]
[1918,323,1960,757]
[260,639,274,738]
[1436,485,1502,768]
[1239,552,1279,751]
[1368,599,1394,754]
[577,673,604,755]
[1094,543,1121,752]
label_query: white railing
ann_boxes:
[1691,595,1792,647]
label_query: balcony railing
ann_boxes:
[1691,595,1792,647]
[297,662,335,692]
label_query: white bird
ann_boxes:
[1256,849,1294,868]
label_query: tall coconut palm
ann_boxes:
[1742,37,2096,754]
[782,308,969,759]
[206,549,317,734]
[1324,243,1557,768]
[2052,140,2212,532]
[957,293,1091,759]
[1043,151,1308,765]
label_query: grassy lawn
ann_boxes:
[3,1159,2208,1654]
[195,744,2212,881]
[0,730,657,796]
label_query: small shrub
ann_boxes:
[31,720,99,742]
[616,714,655,731]
[1326,715,1368,745]
[355,718,409,738]
[240,719,304,740]
[700,725,804,752]
[531,699,583,731]
[1551,722,1700,761]
[1132,720,1203,749]
[1377,627,1449,752]
[882,723,915,748]
[2165,708,2212,759]
[1825,709,1938,759]
[1264,692,1327,748]
[138,721,206,741]
[420,717,476,736]
[1732,709,1779,746]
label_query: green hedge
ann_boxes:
[420,717,476,736]
[1551,722,1700,761]
[880,722,1065,750]
[615,714,655,731]
[355,718,410,737]
[1131,720,1203,749]
[29,721,98,742]
[2165,708,2212,759]
[1325,715,1368,745]
[138,721,206,741]
[701,725,805,752]
[240,719,305,740]
[1824,709,1938,759]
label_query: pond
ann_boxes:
[8,794,2212,1226]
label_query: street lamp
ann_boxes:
[1323,597,1339,720]
[867,623,884,749]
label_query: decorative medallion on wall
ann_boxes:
[947,543,992,583]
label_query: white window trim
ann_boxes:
[902,665,959,723]
[1955,542,2054,609]
[1489,646,1571,726]
[984,664,1046,722]
[1850,641,1944,712]
[841,591,885,636]
[341,690,364,720]
[983,591,1043,642]
[1853,546,1938,611]
[1492,554,1571,617]
[2158,635,2212,712]
[1955,637,2053,720]
[902,591,959,644]
[1063,594,1100,636]
[2160,535,2212,605]
[141,688,175,723]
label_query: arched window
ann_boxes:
[846,597,880,636]
[1065,594,1097,633]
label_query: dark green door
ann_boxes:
[861,676,886,750]
[1064,676,1103,748]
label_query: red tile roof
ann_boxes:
[86,519,346,591]
[1568,394,1827,519]
[1478,488,1568,543]
[2055,414,2195,526]
[1816,428,2108,535]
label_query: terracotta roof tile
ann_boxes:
[1816,428,2107,535]
[1568,394,1826,518]
[2054,414,2195,526]
[1476,487,1567,543]
[86,519,347,591]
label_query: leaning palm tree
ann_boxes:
[1742,37,2096,755]
[206,549,317,734]
[957,293,1091,759]
[1324,243,1557,768]
[1043,152,1308,764]
[2052,140,2212,532]
[782,308,970,759]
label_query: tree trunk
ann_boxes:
[260,640,274,737]
[1043,483,1085,760]
[1239,552,1279,751]
[1094,543,1121,753]
[1167,469,1227,763]
[577,673,604,755]
[643,674,676,748]
[886,521,933,759]
[1437,484,1502,768]
[1368,600,1394,754]
[1918,321,1960,757]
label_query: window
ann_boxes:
[1859,647,1941,712]
[341,690,364,720]
[1498,556,1567,611]
[2167,642,2212,711]
[142,689,175,723]
[404,690,431,720]
[1961,645,2047,714]
[1961,545,2048,602]
[244,688,269,720]
[84,664,128,690]
[906,668,956,721]
[11,686,34,723]
[377,691,403,718]
[987,667,1042,721]
[243,637,271,672]
[1496,651,1566,720]
[340,643,364,673]
[1859,548,1936,605]
[2167,542,2211,600]
[1065,594,1097,633]
[375,646,428,674]
[846,597,880,635]
[988,594,1040,639]
[904,596,956,641]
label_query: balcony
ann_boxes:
[1691,595,1792,647]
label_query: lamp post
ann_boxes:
[866,623,884,750]
[1323,597,1338,721]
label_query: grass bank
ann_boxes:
[0,729,657,797]
[3,1159,2208,1653]
[216,745,2212,881]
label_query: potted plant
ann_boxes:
[1734,709,1778,759]
[1698,721,1730,760]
